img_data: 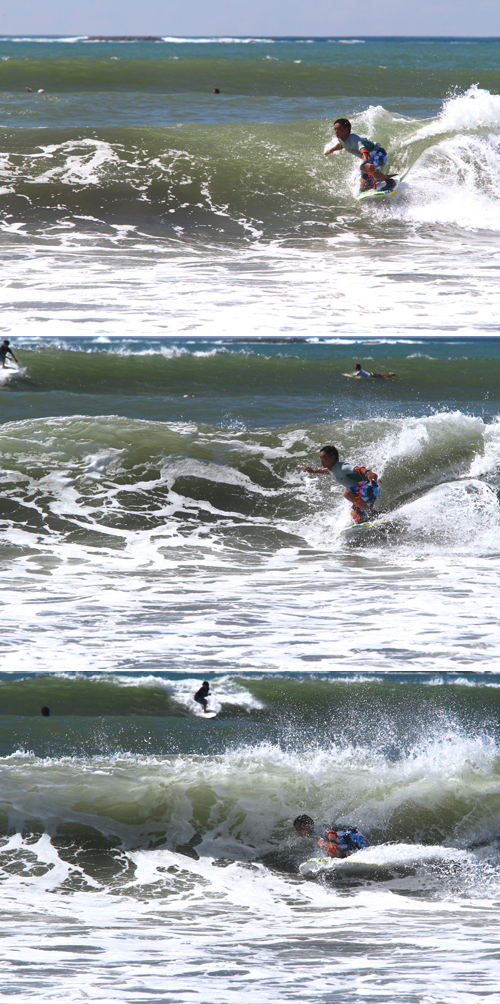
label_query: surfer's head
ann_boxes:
[334,118,351,141]
[319,445,339,469]
[293,814,314,837]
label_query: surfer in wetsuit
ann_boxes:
[324,118,395,193]
[354,363,396,379]
[301,445,380,525]
[194,681,211,713]
[0,340,18,368]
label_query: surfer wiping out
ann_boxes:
[324,118,395,193]
[293,815,366,858]
[301,445,380,525]
[354,363,396,379]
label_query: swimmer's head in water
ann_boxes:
[293,814,314,837]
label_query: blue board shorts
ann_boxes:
[350,479,380,523]
[360,148,388,172]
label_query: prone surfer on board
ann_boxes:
[354,364,396,379]
[324,118,396,193]
[301,445,380,524]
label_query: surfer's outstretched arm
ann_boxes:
[324,142,342,156]
[301,465,330,474]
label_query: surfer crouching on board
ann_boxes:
[194,681,211,713]
[354,364,396,379]
[324,118,395,193]
[0,340,18,368]
[302,445,380,524]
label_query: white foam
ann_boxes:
[160,37,275,43]
[92,673,265,714]
[34,138,120,186]
[411,85,500,140]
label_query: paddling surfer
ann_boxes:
[301,445,380,524]
[354,364,396,379]
[324,118,395,193]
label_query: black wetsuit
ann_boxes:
[0,346,15,365]
[194,686,209,708]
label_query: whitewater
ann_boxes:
[1,34,500,1004]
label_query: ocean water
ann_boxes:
[1,34,500,1004]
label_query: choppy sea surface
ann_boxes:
[1,34,500,1004]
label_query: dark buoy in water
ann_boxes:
[41,706,50,717]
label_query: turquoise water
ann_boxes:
[1,35,500,1004]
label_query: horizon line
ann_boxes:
[2,34,500,40]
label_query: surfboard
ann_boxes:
[299,856,381,878]
[299,843,458,879]
[338,518,387,536]
[201,711,217,719]
[0,365,24,384]
[357,177,400,201]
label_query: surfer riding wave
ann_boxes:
[324,118,396,193]
[302,445,380,524]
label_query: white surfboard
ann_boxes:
[201,710,217,719]
[299,843,458,878]
[0,365,25,385]
[357,177,400,201]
